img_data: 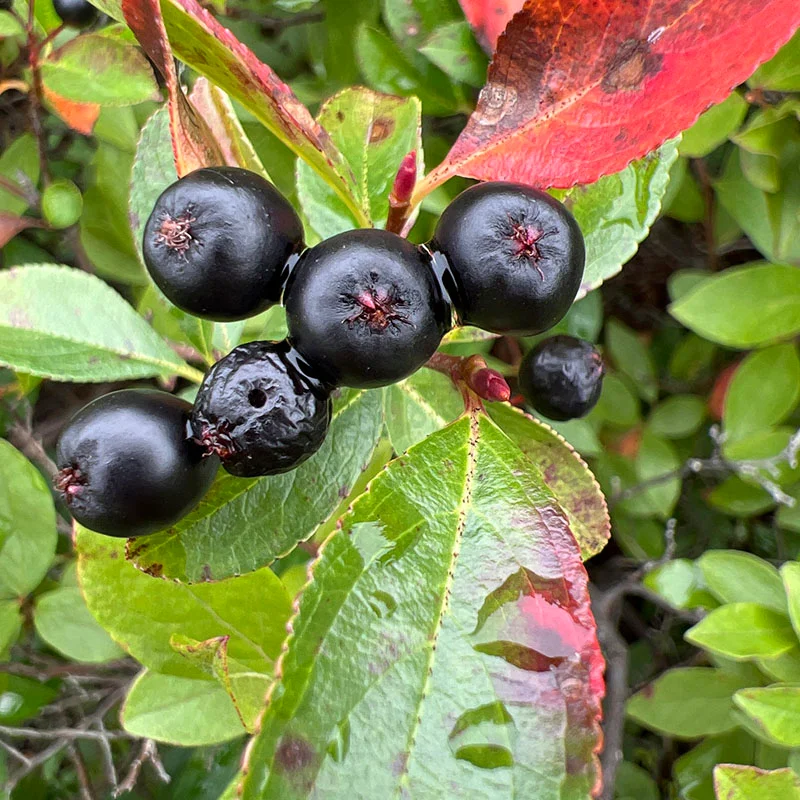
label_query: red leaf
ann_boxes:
[459,0,523,51]
[419,0,800,196]
[0,213,46,248]
[42,86,100,136]
[122,0,224,176]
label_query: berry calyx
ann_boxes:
[52,0,98,27]
[191,340,332,478]
[142,167,304,322]
[55,390,218,538]
[284,228,452,389]
[431,181,585,336]
[518,335,605,422]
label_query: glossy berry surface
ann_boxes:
[55,390,218,538]
[284,229,451,389]
[142,167,304,321]
[431,181,585,336]
[518,335,605,422]
[191,341,331,478]
[52,0,98,27]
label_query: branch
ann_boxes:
[115,739,170,797]
[426,352,511,412]
[7,421,58,480]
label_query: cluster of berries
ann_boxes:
[55,166,603,539]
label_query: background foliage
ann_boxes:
[0,0,799,798]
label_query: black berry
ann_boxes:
[55,390,218,538]
[518,335,605,421]
[431,182,585,335]
[142,167,304,321]
[52,0,98,27]
[191,341,331,478]
[284,229,451,389]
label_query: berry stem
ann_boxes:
[426,352,511,411]
[385,151,417,236]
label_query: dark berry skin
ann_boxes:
[55,390,218,538]
[431,181,585,336]
[191,341,331,478]
[284,229,451,389]
[52,0,98,27]
[142,167,304,322]
[519,335,605,422]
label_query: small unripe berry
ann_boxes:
[191,341,331,478]
[142,167,304,321]
[432,182,585,336]
[55,390,218,538]
[519,335,604,421]
[284,228,452,389]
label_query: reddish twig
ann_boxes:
[426,352,511,412]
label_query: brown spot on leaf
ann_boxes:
[336,110,345,122]
[368,117,395,144]
[274,736,315,772]
[602,39,662,93]
[201,564,213,581]
[142,562,163,578]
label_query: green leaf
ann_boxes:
[643,559,718,611]
[714,147,800,265]
[0,439,57,599]
[0,674,58,724]
[758,648,800,683]
[122,670,245,745]
[708,477,775,518]
[663,158,706,223]
[80,144,147,285]
[419,21,488,87]
[77,527,291,678]
[734,686,800,748]
[170,634,270,732]
[606,319,658,402]
[0,11,24,38]
[0,135,39,216]
[685,603,796,660]
[34,587,125,663]
[355,24,465,117]
[749,29,800,91]
[130,107,177,263]
[714,765,800,800]
[591,374,641,428]
[698,551,787,613]
[679,92,748,158]
[383,368,463,453]
[554,139,679,296]
[381,0,461,52]
[240,412,603,799]
[648,395,706,439]
[125,388,384,582]
[296,88,422,239]
[670,264,800,349]
[781,563,800,641]
[616,762,659,800]
[0,600,21,659]
[0,265,199,383]
[627,668,755,739]
[487,403,610,560]
[634,431,681,519]
[723,344,800,442]
[41,35,159,106]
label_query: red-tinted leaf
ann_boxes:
[122,0,224,175]
[459,0,523,52]
[418,0,800,195]
[42,85,100,135]
[240,412,603,799]
[188,78,269,177]
[0,213,45,247]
